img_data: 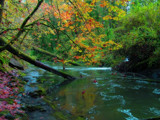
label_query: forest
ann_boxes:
[0,0,160,120]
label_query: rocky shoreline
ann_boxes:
[21,70,57,120]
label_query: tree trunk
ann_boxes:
[0,0,5,23]
[0,38,76,80]
[32,46,80,66]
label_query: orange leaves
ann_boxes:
[90,54,94,57]
[59,59,64,63]
[74,56,80,59]
[30,0,37,3]
[100,1,109,7]
[61,11,73,21]
[64,21,74,27]
[85,23,94,32]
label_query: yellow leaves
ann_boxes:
[112,17,119,21]
[48,28,55,35]
[101,1,127,21]
[79,43,87,48]
[105,40,116,45]
[94,21,103,28]
[118,10,126,18]
[86,8,93,13]
[69,26,74,30]
[59,4,68,10]
[103,15,112,20]
[91,0,101,5]
[99,34,106,38]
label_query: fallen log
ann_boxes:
[32,46,80,66]
[0,38,76,80]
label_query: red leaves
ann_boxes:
[103,44,106,47]
[59,59,64,63]
[111,72,117,75]
[53,57,57,63]
[93,80,97,83]
[17,28,21,31]
[53,57,57,60]
[37,22,41,26]
[12,36,15,39]
[82,90,85,95]
[0,71,24,116]
[3,31,7,34]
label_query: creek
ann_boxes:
[23,64,160,120]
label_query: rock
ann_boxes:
[145,117,160,120]
[28,90,44,98]
[113,61,130,72]
[9,58,24,70]
[22,76,30,82]
[5,114,15,120]
[25,105,46,112]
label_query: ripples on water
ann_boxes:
[25,66,160,120]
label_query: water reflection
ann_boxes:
[58,79,97,117]
[26,65,160,120]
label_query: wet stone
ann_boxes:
[28,90,44,98]
[25,105,46,112]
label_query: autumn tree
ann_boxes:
[0,0,75,80]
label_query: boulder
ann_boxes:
[9,58,24,70]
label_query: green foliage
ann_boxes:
[113,1,160,70]
[0,51,11,71]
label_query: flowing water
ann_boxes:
[24,65,160,120]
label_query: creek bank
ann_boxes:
[0,70,27,120]
[113,61,160,82]
[21,67,86,120]
[21,70,57,120]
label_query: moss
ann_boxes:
[75,117,85,120]
[53,112,68,120]
[0,111,10,117]
[37,78,46,83]
[19,113,28,120]
[43,97,56,110]
[37,85,46,95]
